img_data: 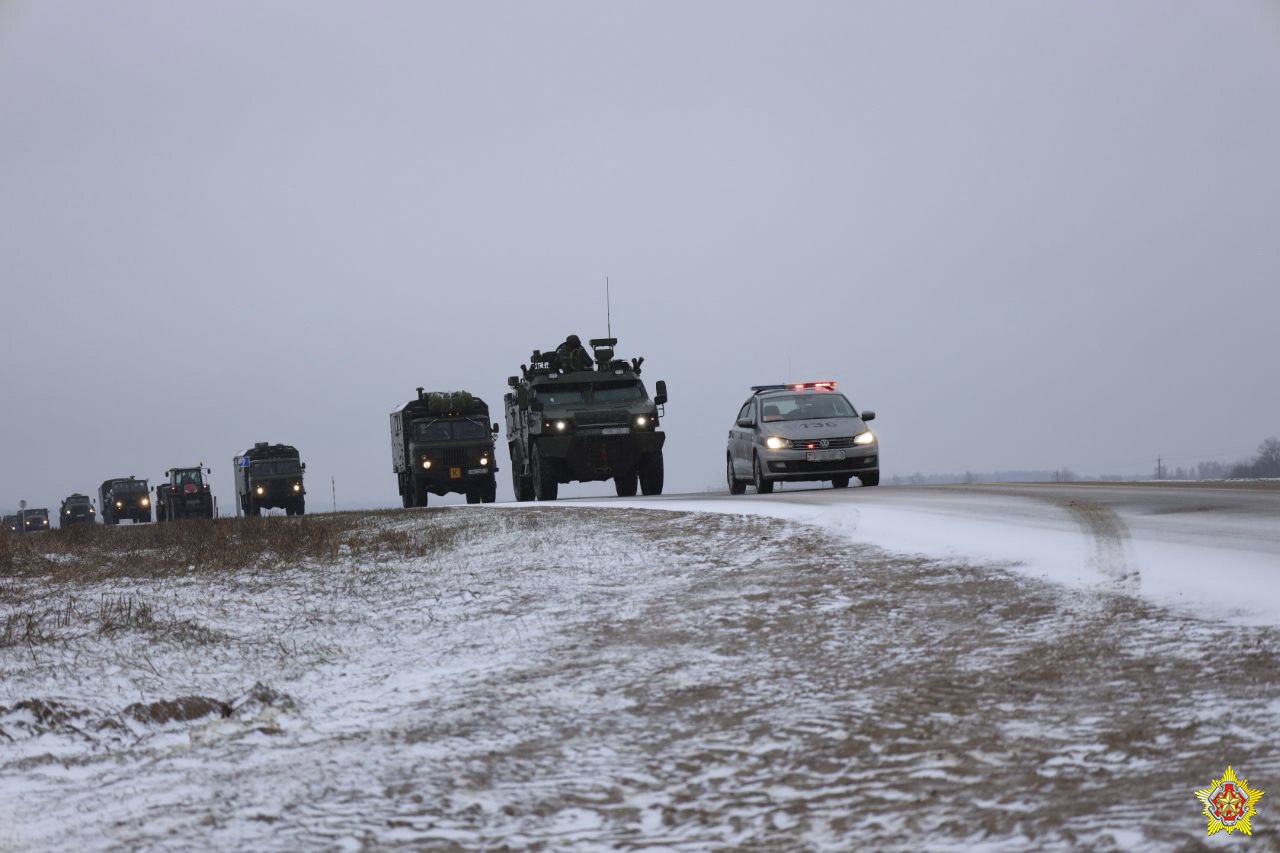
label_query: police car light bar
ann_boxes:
[751,381,838,394]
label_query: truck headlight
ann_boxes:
[479,456,489,466]
[764,436,788,450]
[854,431,876,446]
[141,497,150,506]
[256,485,265,495]
[293,483,301,492]
[422,459,432,469]
[116,501,124,509]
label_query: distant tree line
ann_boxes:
[889,436,1280,485]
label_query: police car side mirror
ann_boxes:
[861,410,876,422]
[737,417,755,428]
[654,380,668,406]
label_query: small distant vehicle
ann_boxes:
[155,467,215,521]
[60,494,96,527]
[99,477,152,525]
[392,389,499,506]
[3,514,20,533]
[726,381,878,494]
[505,335,668,501]
[17,507,51,533]
[234,443,306,516]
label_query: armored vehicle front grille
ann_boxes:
[443,448,469,466]
[573,410,630,427]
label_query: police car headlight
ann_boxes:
[854,431,876,446]
[764,436,788,450]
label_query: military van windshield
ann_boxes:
[533,385,588,405]
[252,460,302,476]
[760,394,858,422]
[413,420,490,441]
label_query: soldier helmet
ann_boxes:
[566,334,581,346]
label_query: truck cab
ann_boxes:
[99,477,151,525]
[60,493,96,527]
[392,389,499,506]
[234,443,306,516]
[18,508,50,533]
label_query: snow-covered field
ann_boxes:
[2,507,1279,849]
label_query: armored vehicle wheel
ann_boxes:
[831,476,850,489]
[639,451,664,496]
[465,489,481,505]
[614,471,638,497]
[532,445,558,501]
[482,479,497,503]
[859,472,880,487]
[753,454,774,494]
[727,454,746,495]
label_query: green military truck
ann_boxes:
[391,389,500,506]
[234,443,306,516]
[155,466,215,521]
[59,493,96,527]
[505,335,668,501]
[99,477,151,524]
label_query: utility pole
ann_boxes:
[331,477,337,513]
[1156,455,1164,480]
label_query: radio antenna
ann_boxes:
[606,276,612,338]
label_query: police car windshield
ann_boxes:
[760,394,857,421]
[593,381,645,402]
[534,385,587,405]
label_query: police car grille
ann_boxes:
[789,436,858,449]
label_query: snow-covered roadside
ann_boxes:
[572,490,1280,627]
[2,507,1279,849]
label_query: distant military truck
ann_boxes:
[234,443,306,516]
[99,477,151,525]
[505,335,668,501]
[60,493,96,527]
[17,508,50,533]
[155,466,215,521]
[3,514,20,533]
[392,389,499,506]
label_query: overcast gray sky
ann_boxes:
[2,2,1278,511]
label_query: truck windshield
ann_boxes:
[413,420,489,441]
[760,394,858,421]
[115,482,145,493]
[175,471,203,486]
[252,460,301,476]
[593,381,645,402]
[533,385,588,405]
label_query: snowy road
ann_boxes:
[3,502,1279,849]
[575,482,1280,627]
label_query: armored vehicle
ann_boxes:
[60,493,96,527]
[99,477,151,524]
[505,335,668,501]
[17,508,50,533]
[392,389,499,506]
[726,381,878,493]
[234,443,306,516]
[155,466,215,521]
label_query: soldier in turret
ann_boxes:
[555,334,594,372]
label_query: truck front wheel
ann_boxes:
[482,478,497,503]
[639,451,664,496]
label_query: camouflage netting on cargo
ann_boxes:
[424,391,477,416]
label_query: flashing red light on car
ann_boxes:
[791,381,837,391]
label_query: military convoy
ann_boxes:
[155,466,215,521]
[391,389,499,506]
[99,477,151,525]
[60,494,96,527]
[505,335,668,500]
[235,443,306,516]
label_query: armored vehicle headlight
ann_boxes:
[854,431,876,446]
[764,436,788,450]
[116,501,124,509]
[635,416,648,427]
[554,420,568,432]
